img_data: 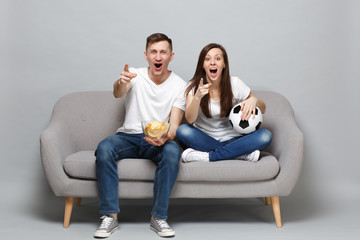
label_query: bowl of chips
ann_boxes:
[141,120,170,140]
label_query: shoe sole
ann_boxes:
[93,226,119,238]
[150,226,175,237]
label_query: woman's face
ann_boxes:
[202,48,225,82]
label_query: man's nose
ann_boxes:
[155,53,161,60]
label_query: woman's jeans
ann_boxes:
[95,132,181,220]
[176,124,272,161]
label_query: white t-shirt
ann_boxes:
[117,67,187,134]
[191,76,251,142]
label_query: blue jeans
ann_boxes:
[95,132,181,220]
[176,124,272,161]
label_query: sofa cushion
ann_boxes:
[64,151,279,182]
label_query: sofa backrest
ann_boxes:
[52,91,126,151]
[51,90,295,152]
[253,90,295,129]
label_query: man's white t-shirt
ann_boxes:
[191,76,251,142]
[117,67,187,134]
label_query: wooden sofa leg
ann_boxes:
[76,198,82,207]
[271,196,282,228]
[64,197,75,228]
[265,197,271,205]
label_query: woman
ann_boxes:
[176,43,272,163]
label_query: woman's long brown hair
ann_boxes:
[186,43,233,118]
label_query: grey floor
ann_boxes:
[1,169,359,240]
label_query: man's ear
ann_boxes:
[144,51,147,60]
[170,52,174,61]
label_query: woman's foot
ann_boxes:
[181,148,210,163]
[237,150,260,162]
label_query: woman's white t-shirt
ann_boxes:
[191,76,251,142]
[117,67,187,134]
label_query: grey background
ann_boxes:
[1,0,359,239]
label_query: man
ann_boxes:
[93,33,186,238]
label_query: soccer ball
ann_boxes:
[229,103,263,135]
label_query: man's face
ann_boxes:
[144,40,174,77]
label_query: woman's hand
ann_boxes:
[240,96,258,120]
[194,78,212,101]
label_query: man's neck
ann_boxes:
[148,68,171,85]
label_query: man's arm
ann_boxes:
[113,64,137,98]
[168,106,184,140]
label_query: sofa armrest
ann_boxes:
[40,120,75,196]
[270,110,304,196]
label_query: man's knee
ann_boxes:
[163,141,181,165]
[95,136,118,165]
[96,138,111,156]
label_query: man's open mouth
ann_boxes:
[155,63,162,69]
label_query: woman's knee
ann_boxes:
[176,124,196,144]
[176,124,192,138]
[259,129,272,146]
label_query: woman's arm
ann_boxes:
[185,93,201,124]
[241,91,266,120]
[185,79,211,123]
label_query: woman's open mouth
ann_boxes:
[210,68,217,78]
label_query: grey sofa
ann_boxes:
[40,90,303,228]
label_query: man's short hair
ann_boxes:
[146,33,173,52]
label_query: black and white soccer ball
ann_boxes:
[229,103,263,135]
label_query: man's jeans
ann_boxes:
[95,132,180,220]
[176,124,272,161]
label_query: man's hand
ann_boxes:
[144,133,170,146]
[194,78,212,101]
[114,64,137,98]
[119,64,137,86]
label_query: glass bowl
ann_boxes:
[141,120,170,140]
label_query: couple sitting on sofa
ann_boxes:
[93,33,272,238]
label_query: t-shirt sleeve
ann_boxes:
[232,76,251,101]
[173,81,187,111]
